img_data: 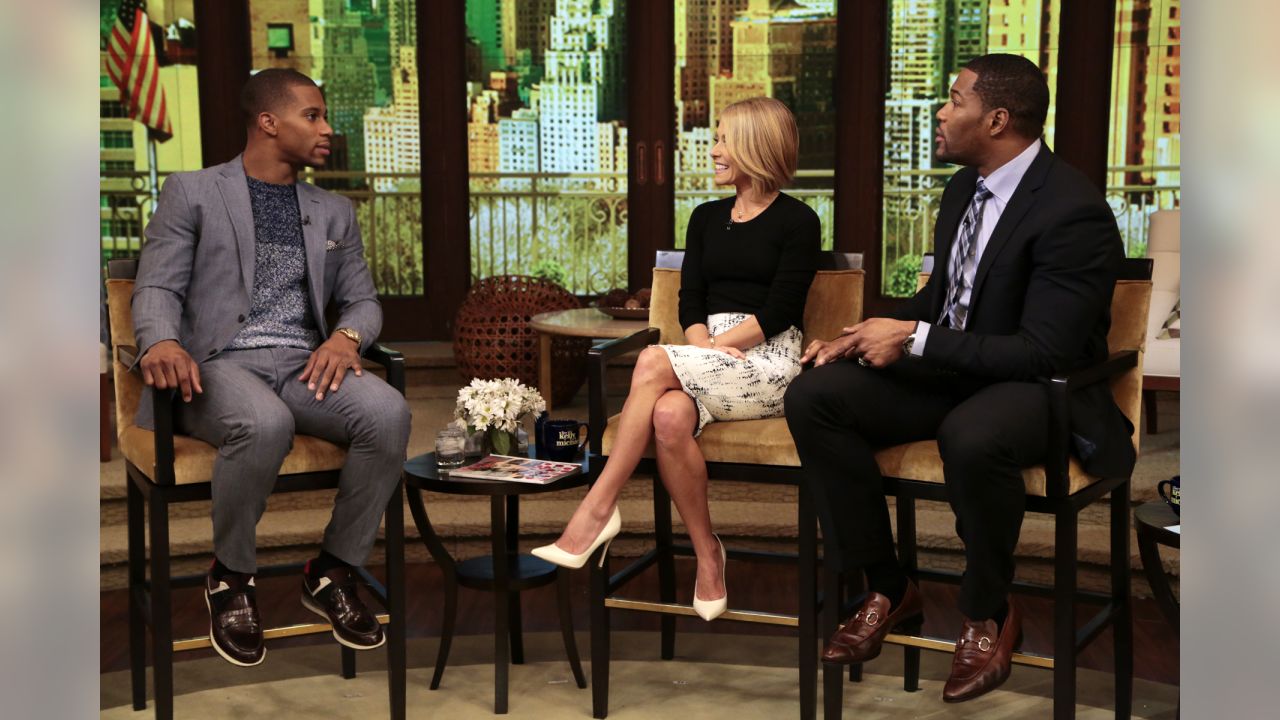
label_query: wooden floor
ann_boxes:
[100,558,1179,685]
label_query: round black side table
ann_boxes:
[1135,500,1180,630]
[403,451,591,714]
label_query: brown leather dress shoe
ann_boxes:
[204,571,265,667]
[302,567,385,650]
[943,600,1022,703]
[821,579,923,664]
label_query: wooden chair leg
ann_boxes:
[821,550,844,720]
[127,475,147,710]
[1143,389,1159,435]
[653,477,677,661]
[844,571,864,683]
[556,568,588,688]
[148,489,174,720]
[1112,483,1133,719]
[798,486,818,720]
[590,545,611,719]
[896,495,921,692]
[341,646,356,679]
[1053,508,1079,720]
[900,617,924,692]
[100,373,112,462]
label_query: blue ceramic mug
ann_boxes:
[1156,475,1180,516]
[539,418,588,461]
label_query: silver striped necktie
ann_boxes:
[938,178,993,330]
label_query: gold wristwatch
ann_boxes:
[335,327,361,347]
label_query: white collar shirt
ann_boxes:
[911,139,1042,355]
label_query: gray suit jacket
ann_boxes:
[132,155,381,425]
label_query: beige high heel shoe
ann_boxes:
[531,507,621,569]
[693,535,728,621]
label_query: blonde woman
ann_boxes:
[533,97,819,620]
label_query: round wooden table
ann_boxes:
[403,451,592,714]
[530,308,647,410]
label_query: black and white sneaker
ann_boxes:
[301,566,385,650]
[204,570,265,667]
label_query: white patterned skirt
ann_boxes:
[659,312,804,435]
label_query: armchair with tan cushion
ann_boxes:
[585,252,865,719]
[104,259,408,720]
[818,257,1154,720]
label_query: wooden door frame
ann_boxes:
[194,0,250,168]
[628,3,676,291]
[1056,0,1118,190]
[388,0,470,340]
[835,0,892,316]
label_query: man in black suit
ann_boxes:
[783,54,1133,702]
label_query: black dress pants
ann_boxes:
[783,358,1048,619]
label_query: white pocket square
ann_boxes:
[325,239,346,252]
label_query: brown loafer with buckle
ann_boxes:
[302,566,385,650]
[943,600,1022,702]
[821,579,923,664]
[204,570,265,667]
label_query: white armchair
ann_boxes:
[1143,209,1180,433]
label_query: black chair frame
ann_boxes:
[821,257,1152,720]
[583,327,842,720]
[108,260,407,720]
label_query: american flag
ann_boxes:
[105,0,172,140]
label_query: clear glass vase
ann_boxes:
[483,428,519,456]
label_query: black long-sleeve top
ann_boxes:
[678,193,820,339]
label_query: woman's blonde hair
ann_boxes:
[718,97,799,195]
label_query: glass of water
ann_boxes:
[434,427,467,468]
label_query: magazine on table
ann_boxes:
[446,454,580,485]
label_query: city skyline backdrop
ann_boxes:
[100,0,1179,299]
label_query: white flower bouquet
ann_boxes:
[453,377,546,455]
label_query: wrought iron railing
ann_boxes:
[99,170,424,295]
[100,165,1178,299]
[1104,166,1182,258]
[877,165,1180,296]
[99,171,164,270]
[467,173,628,295]
[311,171,424,296]
[467,170,836,294]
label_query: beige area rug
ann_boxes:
[101,631,1178,719]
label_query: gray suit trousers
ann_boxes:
[175,346,411,573]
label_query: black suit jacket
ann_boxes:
[892,144,1136,478]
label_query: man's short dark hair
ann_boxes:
[963,53,1049,140]
[240,68,318,127]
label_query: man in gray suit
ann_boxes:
[133,69,411,667]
